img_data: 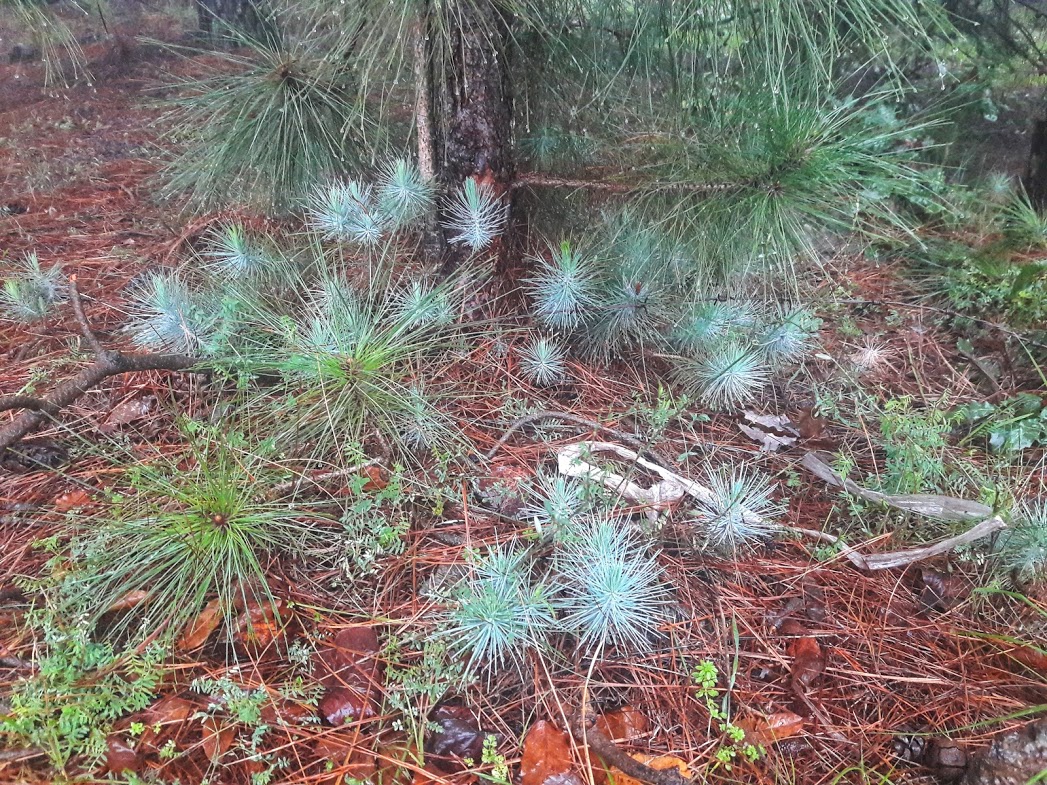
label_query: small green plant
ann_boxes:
[337,470,410,582]
[879,396,950,493]
[690,659,764,772]
[464,735,511,785]
[518,336,569,386]
[688,464,784,553]
[954,394,1047,454]
[994,500,1047,586]
[0,574,165,772]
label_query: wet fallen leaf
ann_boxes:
[107,589,151,613]
[106,735,141,774]
[100,395,154,432]
[54,489,91,512]
[201,716,236,764]
[314,625,384,725]
[234,600,286,654]
[312,739,377,785]
[610,754,692,785]
[361,463,389,491]
[319,685,379,725]
[595,706,648,743]
[914,568,966,613]
[521,721,581,785]
[146,695,194,726]
[789,636,825,694]
[736,712,805,747]
[802,584,827,623]
[794,408,828,440]
[426,704,486,763]
[739,412,798,453]
[177,598,224,651]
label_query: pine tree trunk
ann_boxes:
[1024,117,1047,209]
[435,0,514,274]
[196,0,276,46]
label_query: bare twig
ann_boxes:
[67,275,107,357]
[268,459,381,499]
[786,517,1007,571]
[0,351,198,453]
[570,709,693,785]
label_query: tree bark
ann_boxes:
[1024,116,1047,209]
[435,0,514,273]
[196,0,278,46]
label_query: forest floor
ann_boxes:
[1,21,1046,785]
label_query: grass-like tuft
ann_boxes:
[65,427,327,642]
[160,39,367,214]
[672,341,771,410]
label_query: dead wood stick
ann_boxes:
[569,710,694,785]
[67,275,107,356]
[787,516,1007,571]
[0,278,200,453]
[0,351,198,453]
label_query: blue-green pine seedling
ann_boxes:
[691,464,783,553]
[124,271,214,354]
[447,544,556,671]
[525,240,598,330]
[443,178,508,251]
[0,252,66,323]
[376,158,433,231]
[996,500,1047,585]
[674,341,770,410]
[756,308,820,365]
[519,336,568,386]
[556,517,671,652]
[204,224,275,280]
[520,473,587,540]
[671,301,750,352]
[310,180,384,247]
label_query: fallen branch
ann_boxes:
[569,710,693,785]
[557,441,1007,570]
[0,278,200,454]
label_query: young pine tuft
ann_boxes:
[526,241,597,330]
[556,517,671,652]
[519,336,569,386]
[446,545,556,671]
[203,224,276,280]
[0,253,66,323]
[376,158,434,231]
[690,464,783,553]
[124,272,214,355]
[996,500,1047,586]
[672,341,770,410]
[443,178,508,251]
[520,473,587,540]
[310,180,384,247]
